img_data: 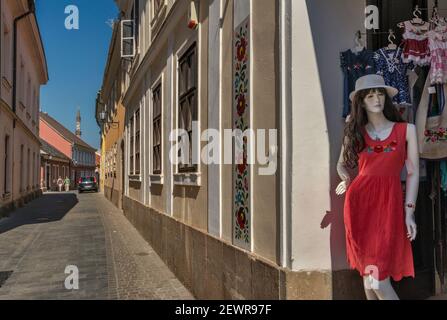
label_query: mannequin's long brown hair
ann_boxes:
[343,87,405,169]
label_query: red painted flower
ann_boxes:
[237,94,246,116]
[439,127,446,134]
[238,161,247,175]
[237,207,246,229]
[431,136,437,142]
[424,130,431,137]
[237,38,247,61]
[390,140,398,147]
[374,145,384,153]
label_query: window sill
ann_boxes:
[149,174,164,185]
[129,175,142,182]
[173,172,201,187]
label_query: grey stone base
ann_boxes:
[104,186,122,209]
[122,196,366,300]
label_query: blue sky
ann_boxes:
[36,0,119,150]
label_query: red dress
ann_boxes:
[344,122,415,281]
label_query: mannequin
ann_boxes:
[336,75,419,300]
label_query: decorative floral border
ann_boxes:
[233,17,250,247]
[365,140,398,154]
[424,127,447,143]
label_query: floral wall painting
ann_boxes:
[233,16,251,250]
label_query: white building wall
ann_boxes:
[288,0,366,271]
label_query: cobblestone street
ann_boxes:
[0,192,194,300]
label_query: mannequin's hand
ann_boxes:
[335,179,350,196]
[405,212,417,241]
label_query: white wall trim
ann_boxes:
[208,0,223,238]
[279,0,292,269]
[167,35,175,216]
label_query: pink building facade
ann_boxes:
[0,0,48,215]
[39,112,97,189]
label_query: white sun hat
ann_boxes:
[349,74,399,101]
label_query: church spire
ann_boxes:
[75,107,82,138]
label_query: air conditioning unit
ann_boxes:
[188,0,198,29]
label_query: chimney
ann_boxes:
[75,107,82,138]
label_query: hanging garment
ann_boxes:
[427,26,447,84]
[412,66,431,117]
[420,159,428,181]
[374,47,414,106]
[401,20,431,66]
[441,161,447,192]
[340,48,376,118]
[396,104,415,125]
[415,76,447,160]
[344,123,414,281]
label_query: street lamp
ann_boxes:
[99,110,119,128]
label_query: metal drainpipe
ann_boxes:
[11,1,35,205]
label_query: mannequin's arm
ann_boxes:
[337,138,350,181]
[405,124,419,241]
[336,138,351,195]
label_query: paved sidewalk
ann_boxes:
[0,192,194,300]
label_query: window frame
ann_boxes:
[129,115,134,175]
[134,108,141,175]
[177,42,198,174]
[152,80,163,175]
[2,20,12,85]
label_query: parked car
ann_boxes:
[78,177,98,193]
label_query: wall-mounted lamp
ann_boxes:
[99,110,119,129]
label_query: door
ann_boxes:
[46,165,50,190]
[365,0,437,299]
